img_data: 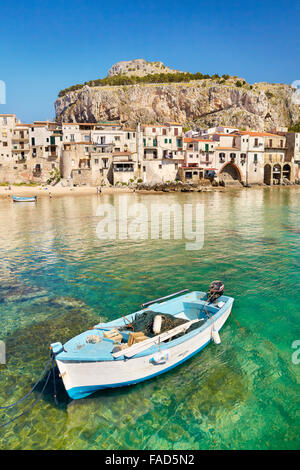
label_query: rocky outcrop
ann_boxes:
[55,76,300,131]
[108,59,183,77]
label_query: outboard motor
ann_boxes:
[207,280,224,303]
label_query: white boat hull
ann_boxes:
[56,306,232,399]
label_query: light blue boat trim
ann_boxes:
[67,338,211,399]
[56,294,234,363]
[12,195,37,202]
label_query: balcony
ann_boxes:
[12,146,30,152]
[264,145,287,150]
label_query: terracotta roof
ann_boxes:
[216,147,239,150]
[184,138,214,143]
[238,131,279,137]
[214,133,239,137]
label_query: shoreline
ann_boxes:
[0,183,298,199]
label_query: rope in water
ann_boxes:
[0,356,52,410]
[0,368,52,429]
[230,310,245,332]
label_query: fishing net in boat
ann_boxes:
[119,310,203,339]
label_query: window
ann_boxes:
[70,135,75,142]
[254,154,258,163]
[115,136,120,141]
[269,139,272,147]
[164,138,168,144]
[230,153,236,160]
[219,153,225,163]
[3,117,7,125]
[94,159,99,164]
[84,135,89,142]
[152,128,156,133]
[169,139,172,144]
[174,128,178,136]
[163,128,166,135]
[153,139,157,147]
[254,138,259,146]
[159,164,162,169]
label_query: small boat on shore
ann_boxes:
[50,281,234,400]
[12,195,37,202]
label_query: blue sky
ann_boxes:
[0,0,299,122]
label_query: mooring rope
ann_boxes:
[230,310,245,333]
[0,368,52,429]
[52,357,58,406]
[0,357,52,410]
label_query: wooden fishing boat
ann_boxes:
[12,195,37,202]
[50,282,234,399]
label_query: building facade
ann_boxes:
[0,114,298,186]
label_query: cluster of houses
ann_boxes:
[0,114,299,187]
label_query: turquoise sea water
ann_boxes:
[0,187,299,450]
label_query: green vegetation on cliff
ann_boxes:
[58,72,233,97]
[289,122,300,132]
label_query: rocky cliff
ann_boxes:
[108,59,183,77]
[55,63,300,130]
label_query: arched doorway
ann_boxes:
[272,164,281,184]
[282,164,291,181]
[219,162,242,183]
[264,164,272,185]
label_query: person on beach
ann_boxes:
[49,192,52,199]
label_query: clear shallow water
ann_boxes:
[0,188,299,450]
